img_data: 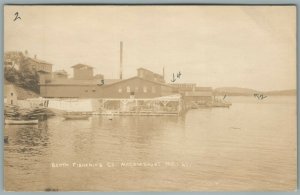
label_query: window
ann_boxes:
[11,100,13,105]
[118,88,122,93]
[143,86,147,93]
[11,93,13,96]
[92,90,96,92]
[152,86,156,93]
[85,90,88,92]
[127,86,130,93]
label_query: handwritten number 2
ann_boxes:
[14,12,21,21]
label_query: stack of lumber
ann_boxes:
[5,104,55,120]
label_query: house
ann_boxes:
[4,84,18,105]
[137,68,165,83]
[170,83,197,93]
[184,87,213,105]
[4,82,39,105]
[23,56,53,73]
[53,70,68,79]
[71,64,94,80]
[4,51,24,70]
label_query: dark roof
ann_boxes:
[71,64,93,69]
[103,76,175,88]
[37,70,51,74]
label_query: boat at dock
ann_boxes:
[63,112,90,120]
[208,98,232,108]
[5,119,39,125]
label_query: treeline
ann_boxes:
[4,66,40,93]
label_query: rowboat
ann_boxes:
[5,119,39,125]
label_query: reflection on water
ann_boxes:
[4,96,297,191]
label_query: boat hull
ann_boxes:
[5,119,39,125]
[63,115,90,120]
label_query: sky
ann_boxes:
[4,5,296,91]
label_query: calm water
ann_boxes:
[4,96,297,191]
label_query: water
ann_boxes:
[4,96,297,191]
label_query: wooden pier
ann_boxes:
[97,95,185,116]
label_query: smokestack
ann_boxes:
[120,41,123,80]
[163,67,165,79]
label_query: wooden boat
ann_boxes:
[5,119,39,125]
[63,113,90,120]
[207,98,232,108]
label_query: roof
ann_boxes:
[4,51,23,56]
[137,67,164,77]
[170,83,197,87]
[103,76,175,88]
[54,70,68,75]
[28,57,52,65]
[71,64,93,69]
[37,70,51,74]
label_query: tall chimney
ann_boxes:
[120,41,123,80]
[163,67,165,79]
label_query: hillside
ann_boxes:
[4,80,39,100]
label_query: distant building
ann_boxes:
[184,87,213,105]
[170,83,196,92]
[4,51,53,73]
[53,70,68,79]
[23,56,53,73]
[72,64,94,80]
[4,84,18,105]
[137,68,165,83]
[4,81,39,105]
